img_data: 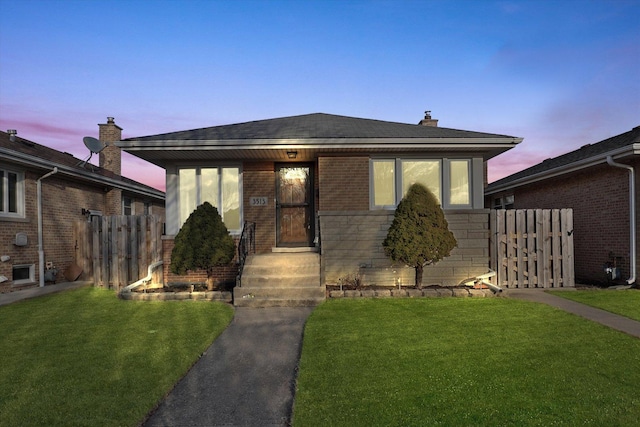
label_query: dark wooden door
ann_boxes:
[276,165,313,246]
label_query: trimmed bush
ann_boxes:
[383,183,457,287]
[170,202,235,290]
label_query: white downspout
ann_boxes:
[606,156,636,285]
[37,167,58,287]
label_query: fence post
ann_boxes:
[561,209,575,287]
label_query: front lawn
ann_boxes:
[0,287,234,427]
[293,298,640,426]
[549,289,640,321]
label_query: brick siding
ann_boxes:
[501,160,640,283]
[318,156,369,211]
[243,162,277,253]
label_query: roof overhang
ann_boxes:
[486,144,640,195]
[117,137,523,168]
[0,147,165,200]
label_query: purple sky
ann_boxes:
[1,0,638,192]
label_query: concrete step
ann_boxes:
[240,275,320,288]
[242,264,319,276]
[244,252,319,267]
[235,252,324,307]
[235,286,325,300]
[234,297,325,308]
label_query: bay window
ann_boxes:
[371,158,473,209]
[179,166,241,232]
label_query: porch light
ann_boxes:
[287,150,298,159]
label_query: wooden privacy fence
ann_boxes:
[74,215,164,290]
[490,209,574,288]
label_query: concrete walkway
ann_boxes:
[505,288,640,338]
[143,306,314,427]
[0,281,92,306]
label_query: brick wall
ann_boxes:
[510,160,639,283]
[98,117,122,176]
[319,209,490,287]
[243,162,276,253]
[318,156,369,211]
[1,172,105,291]
[1,169,165,292]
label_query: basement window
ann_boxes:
[12,264,35,285]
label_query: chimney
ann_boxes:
[98,117,122,176]
[7,129,17,142]
[419,110,438,127]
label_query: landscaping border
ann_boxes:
[120,291,232,302]
[328,288,498,298]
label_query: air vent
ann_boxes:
[14,233,28,247]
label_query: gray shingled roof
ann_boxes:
[0,131,164,198]
[487,125,640,191]
[125,113,516,141]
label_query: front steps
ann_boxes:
[234,252,325,307]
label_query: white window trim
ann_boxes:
[0,166,25,219]
[444,158,472,209]
[370,157,475,210]
[122,197,134,215]
[12,264,35,285]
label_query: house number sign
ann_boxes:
[250,197,268,206]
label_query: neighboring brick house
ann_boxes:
[0,118,165,292]
[120,112,520,288]
[486,125,640,285]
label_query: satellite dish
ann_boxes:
[83,136,107,154]
[77,137,107,169]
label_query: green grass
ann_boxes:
[293,298,640,426]
[0,287,234,427]
[549,289,640,322]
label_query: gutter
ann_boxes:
[37,167,58,287]
[486,144,639,195]
[606,156,636,285]
[0,147,164,200]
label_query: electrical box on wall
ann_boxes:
[14,233,28,246]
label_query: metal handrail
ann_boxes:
[236,221,256,287]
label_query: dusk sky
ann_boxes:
[1,0,638,192]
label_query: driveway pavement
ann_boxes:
[143,306,314,427]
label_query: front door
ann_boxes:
[276,164,314,247]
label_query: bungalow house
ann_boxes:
[0,118,165,292]
[486,125,640,285]
[119,112,520,305]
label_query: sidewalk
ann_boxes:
[0,281,92,306]
[505,288,640,338]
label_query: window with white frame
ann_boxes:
[179,166,241,232]
[0,167,25,218]
[13,264,35,285]
[371,158,472,209]
[122,197,134,215]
